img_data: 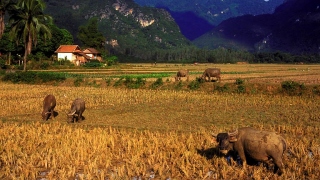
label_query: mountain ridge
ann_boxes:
[43,0,193,61]
[134,0,284,40]
[193,0,320,54]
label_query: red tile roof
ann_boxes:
[83,48,100,54]
[55,45,81,53]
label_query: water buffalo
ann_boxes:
[202,68,221,82]
[42,94,56,121]
[67,98,85,123]
[212,127,287,175]
[175,69,189,81]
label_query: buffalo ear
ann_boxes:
[229,136,238,142]
[211,133,218,141]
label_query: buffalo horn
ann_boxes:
[228,129,238,136]
[211,132,217,138]
[68,110,76,116]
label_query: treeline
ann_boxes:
[115,46,320,64]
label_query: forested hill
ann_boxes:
[134,0,284,40]
[43,0,193,61]
[192,0,320,54]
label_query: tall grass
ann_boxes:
[0,75,319,179]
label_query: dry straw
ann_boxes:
[0,80,319,179]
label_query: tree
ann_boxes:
[35,24,73,57]
[77,17,105,51]
[0,0,16,39]
[9,0,52,71]
[0,28,19,65]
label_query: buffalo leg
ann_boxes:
[273,157,284,175]
[79,113,83,121]
[51,109,54,119]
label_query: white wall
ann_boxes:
[57,53,76,61]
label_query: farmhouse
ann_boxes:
[83,48,102,61]
[55,45,102,66]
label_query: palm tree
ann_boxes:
[9,0,52,71]
[0,0,16,39]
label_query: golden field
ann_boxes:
[0,63,320,179]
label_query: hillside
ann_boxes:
[192,0,320,54]
[134,0,284,40]
[43,0,193,60]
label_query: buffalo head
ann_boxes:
[212,129,238,154]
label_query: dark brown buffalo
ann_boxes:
[202,68,221,82]
[175,69,189,81]
[42,94,56,120]
[67,98,85,123]
[213,127,287,175]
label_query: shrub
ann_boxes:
[114,77,124,87]
[105,78,113,86]
[214,84,230,93]
[281,80,306,96]
[124,77,146,89]
[235,78,245,85]
[237,84,246,93]
[54,59,72,66]
[0,57,5,69]
[40,62,50,70]
[312,85,320,96]
[105,56,118,66]
[234,78,246,93]
[74,77,83,87]
[195,77,205,83]
[188,80,201,90]
[83,60,102,68]
[175,81,183,90]
[36,72,66,82]
[2,71,66,84]
[150,78,163,89]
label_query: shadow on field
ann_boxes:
[197,147,262,167]
[196,147,224,160]
[53,111,58,118]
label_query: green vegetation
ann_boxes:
[77,17,105,51]
[124,77,146,89]
[281,80,306,96]
[9,0,53,71]
[1,71,66,83]
[150,78,163,89]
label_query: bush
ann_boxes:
[150,78,163,89]
[175,81,183,90]
[195,77,205,83]
[235,78,245,85]
[114,77,124,87]
[83,60,102,68]
[188,80,201,90]
[0,58,5,69]
[124,77,146,89]
[214,84,230,93]
[74,77,83,87]
[1,71,66,84]
[54,59,72,66]
[40,62,50,70]
[105,56,118,66]
[281,80,306,96]
[105,78,113,86]
[237,84,246,93]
